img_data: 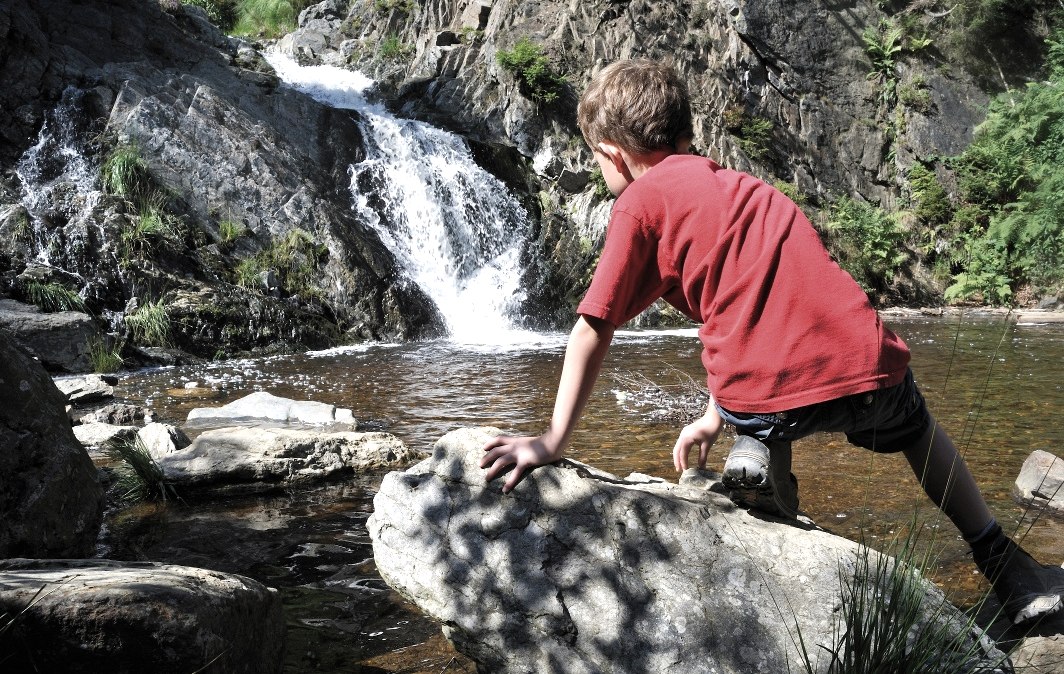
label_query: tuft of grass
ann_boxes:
[589,167,612,200]
[231,0,311,38]
[21,280,87,313]
[88,337,124,373]
[125,298,172,347]
[105,435,178,502]
[496,38,567,105]
[182,0,237,30]
[218,218,245,244]
[379,35,412,61]
[235,228,326,299]
[101,143,153,202]
[795,523,1009,674]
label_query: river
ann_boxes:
[101,311,1063,673]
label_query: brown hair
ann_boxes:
[577,59,693,155]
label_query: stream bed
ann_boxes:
[99,314,1063,672]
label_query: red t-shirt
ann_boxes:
[577,154,910,412]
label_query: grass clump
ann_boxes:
[89,337,124,373]
[101,143,153,202]
[379,35,413,61]
[125,298,172,347]
[496,38,568,105]
[217,218,245,244]
[21,280,86,313]
[232,0,312,38]
[796,525,1008,673]
[106,435,178,502]
[235,228,327,299]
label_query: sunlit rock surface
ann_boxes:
[158,426,423,493]
[1013,450,1064,518]
[187,390,356,425]
[0,558,285,674]
[0,336,102,558]
[369,427,1008,673]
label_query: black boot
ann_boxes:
[972,527,1064,625]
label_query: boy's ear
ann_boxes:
[596,142,627,171]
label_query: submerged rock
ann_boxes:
[0,337,103,558]
[369,427,1009,673]
[0,558,285,674]
[157,426,422,493]
[1013,450,1064,518]
[187,391,356,425]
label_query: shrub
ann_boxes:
[125,298,172,347]
[738,116,774,160]
[236,228,326,298]
[589,167,612,200]
[21,280,87,313]
[182,0,237,30]
[496,38,567,105]
[824,196,909,293]
[907,163,952,227]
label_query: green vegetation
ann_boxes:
[89,338,124,373]
[106,436,178,502]
[937,27,1064,304]
[496,38,567,105]
[863,19,932,106]
[824,197,909,293]
[589,167,612,200]
[181,0,237,30]
[796,524,1007,673]
[125,298,172,347]
[218,218,245,244]
[231,0,313,38]
[236,228,326,299]
[379,35,412,61]
[21,280,87,313]
[374,0,415,15]
[738,116,774,160]
[101,143,153,202]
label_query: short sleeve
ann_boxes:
[576,209,662,326]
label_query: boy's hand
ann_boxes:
[673,405,724,472]
[480,435,563,494]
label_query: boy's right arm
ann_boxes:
[480,315,615,493]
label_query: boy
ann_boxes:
[480,59,1062,626]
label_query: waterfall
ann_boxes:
[264,52,536,345]
[15,87,103,267]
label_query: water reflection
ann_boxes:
[105,315,1063,672]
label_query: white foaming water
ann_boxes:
[15,88,103,266]
[264,52,536,346]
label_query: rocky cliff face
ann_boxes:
[0,0,442,365]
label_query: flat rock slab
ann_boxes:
[53,373,117,404]
[72,421,137,449]
[187,390,355,425]
[0,558,284,673]
[369,428,1009,674]
[0,300,101,373]
[1013,450,1064,518]
[157,426,424,493]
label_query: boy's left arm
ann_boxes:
[673,398,724,472]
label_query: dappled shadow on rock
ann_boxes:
[369,427,1008,673]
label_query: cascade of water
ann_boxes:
[15,87,104,267]
[263,52,536,345]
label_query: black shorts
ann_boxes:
[716,368,933,453]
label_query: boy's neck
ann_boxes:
[623,147,679,180]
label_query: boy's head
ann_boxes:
[577,60,693,156]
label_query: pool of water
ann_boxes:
[101,314,1064,672]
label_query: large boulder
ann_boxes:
[0,334,103,558]
[157,426,424,493]
[369,428,1010,673]
[0,558,285,674]
[0,299,102,373]
[1012,450,1064,518]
